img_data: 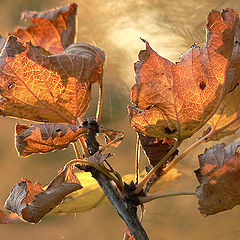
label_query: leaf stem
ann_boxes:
[164,127,215,175]
[139,191,196,204]
[78,137,90,157]
[72,142,81,159]
[99,133,124,153]
[96,84,103,124]
[134,139,183,194]
[135,134,140,184]
[67,158,123,190]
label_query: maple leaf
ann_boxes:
[195,138,240,216]
[128,9,239,139]
[138,133,178,176]
[15,123,88,157]
[14,3,77,54]
[0,35,104,123]
[5,166,82,223]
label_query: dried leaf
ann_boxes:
[195,138,240,216]
[204,19,240,141]
[0,35,5,51]
[139,133,178,176]
[87,151,112,165]
[14,3,77,54]
[206,84,240,141]
[52,172,106,214]
[15,123,88,157]
[129,9,239,139]
[0,35,104,122]
[5,167,82,223]
[100,127,125,147]
[0,210,19,224]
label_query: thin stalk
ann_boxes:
[135,134,140,184]
[66,159,123,190]
[164,126,217,175]
[139,192,196,204]
[72,142,81,159]
[96,84,103,123]
[134,139,183,194]
[99,133,124,153]
[78,137,90,157]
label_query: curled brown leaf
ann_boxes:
[15,123,88,157]
[139,133,178,176]
[5,166,82,223]
[195,138,240,216]
[14,3,77,54]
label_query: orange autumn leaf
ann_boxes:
[15,123,88,157]
[14,3,77,54]
[129,9,239,139]
[5,166,82,223]
[0,35,104,123]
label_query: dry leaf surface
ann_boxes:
[0,36,104,122]
[15,123,88,157]
[100,127,125,147]
[129,9,239,139]
[139,133,178,176]
[14,3,77,54]
[5,167,82,223]
[195,138,240,215]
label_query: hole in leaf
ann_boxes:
[8,83,13,89]
[199,81,206,90]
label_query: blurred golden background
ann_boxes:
[0,0,240,239]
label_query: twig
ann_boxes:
[93,171,149,240]
[139,192,196,204]
[134,139,183,194]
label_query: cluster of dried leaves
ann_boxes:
[128,8,240,217]
[1,3,240,239]
[0,3,114,224]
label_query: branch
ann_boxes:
[93,171,149,240]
